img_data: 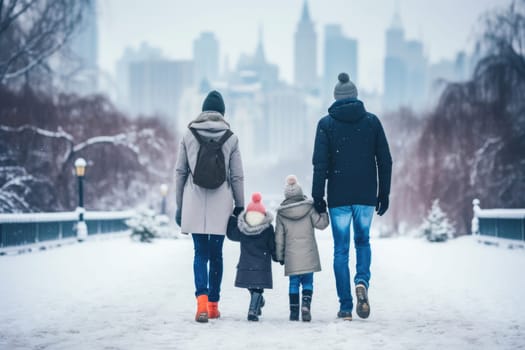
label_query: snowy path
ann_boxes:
[1,234,524,350]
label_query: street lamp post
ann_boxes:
[75,158,88,241]
[160,184,168,215]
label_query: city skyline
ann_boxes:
[98,0,506,93]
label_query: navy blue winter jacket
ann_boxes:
[312,98,392,208]
[227,213,276,289]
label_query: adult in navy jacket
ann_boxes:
[311,72,392,320]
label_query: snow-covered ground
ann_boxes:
[1,233,524,350]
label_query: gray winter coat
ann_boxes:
[275,196,330,276]
[175,111,244,235]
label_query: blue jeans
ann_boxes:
[192,234,225,302]
[329,205,374,312]
[289,273,314,294]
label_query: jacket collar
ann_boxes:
[328,98,367,123]
[237,211,274,236]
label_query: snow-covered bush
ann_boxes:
[420,199,456,242]
[125,210,172,242]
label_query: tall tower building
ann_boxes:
[323,24,358,104]
[193,32,219,86]
[64,0,99,95]
[383,10,427,111]
[294,0,317,91]
[128,59,194,123]
[383,11,407,110]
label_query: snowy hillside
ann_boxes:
[1,234,524,349]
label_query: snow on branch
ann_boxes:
[0,124,74,142]
[73,133,140,154]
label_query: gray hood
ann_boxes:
[277,197,314,220]
[237,211,274,236]
[188,111,230,139]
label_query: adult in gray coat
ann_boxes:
[175,90,244,322]
[275,175,329,321]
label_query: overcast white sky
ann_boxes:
[98,0,508,93]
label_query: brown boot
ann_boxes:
[356,284,370,319]
[195,295,208,323]
[208,301,221,319]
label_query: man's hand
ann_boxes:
[313,197,327,214]
[376,195,389,216]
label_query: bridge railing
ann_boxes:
[471,199,525,247]
[0,210,134,254]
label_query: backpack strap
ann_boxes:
[189,127,204,144]
[217,130,233,145]
[190,127,233,145]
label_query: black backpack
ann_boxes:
[189,128,233,189]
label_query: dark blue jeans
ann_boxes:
[192,234,225,302]
[289,273,314,294]
[329,205,374,312]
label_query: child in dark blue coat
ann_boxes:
[227,192,277,321]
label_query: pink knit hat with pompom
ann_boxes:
[246,192,266,215]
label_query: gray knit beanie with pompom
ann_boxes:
[333,72,358,100]
[284,175,304,199]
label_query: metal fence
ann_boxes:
[471,199,525,246]
[0,211,134,252]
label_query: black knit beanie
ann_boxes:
[202,90,225,116]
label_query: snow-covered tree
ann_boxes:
[0,87,177,213]
[421,199,456,242]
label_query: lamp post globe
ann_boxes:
[74,158,88,241]
[75,158,87,177]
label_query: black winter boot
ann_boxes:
[258,295,265,316]
[289,293,299,321]
[248,290,263,321]
[301,290,313,322]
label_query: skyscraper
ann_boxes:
[235,27,279,90]
[294,0,317,91]
[115,43,164,110]
[384,11,407,110]
[64,0,99,95]
[383,11,427,111]
[128,59,194,123]
[323,24,358,104]
[193,32,219,86]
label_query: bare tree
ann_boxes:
[0,0,91,86]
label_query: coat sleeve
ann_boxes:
[267,224,277,262]
[229,136,245,208]
[374,117,393,197]
[274,214,286,261]
[226,216,241,242]
[175,137,189,209]
[311,119,330,199]
[310,210,330,230]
